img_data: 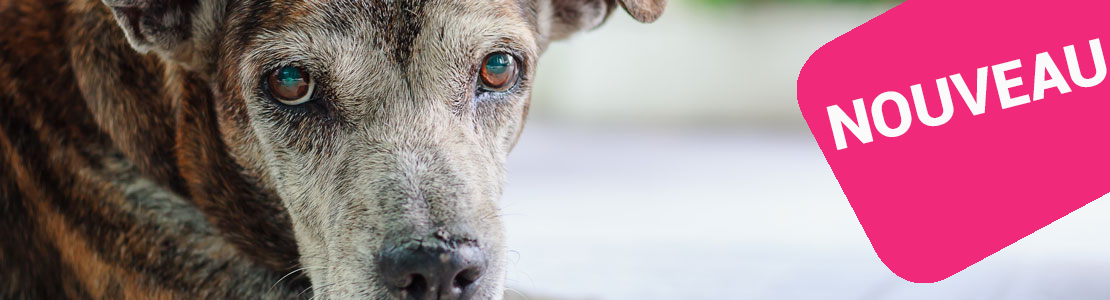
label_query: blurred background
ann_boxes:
[500,0,1110,299]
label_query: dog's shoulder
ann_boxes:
[0,0,306,298]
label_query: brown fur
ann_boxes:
[0,0,663,297]
[1,0,306,298]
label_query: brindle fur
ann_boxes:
[0,0,662,298]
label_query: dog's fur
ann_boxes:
[0,0,662,298]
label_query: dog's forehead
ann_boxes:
[283,0,535,46]
[241,0,538,76]
[239,0,538,97]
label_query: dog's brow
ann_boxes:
[364,0,430,70]
[514,0,538,32]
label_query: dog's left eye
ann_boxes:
[479,52,519,92]
[267,66,315,105]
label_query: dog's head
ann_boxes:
[100,0,661,298]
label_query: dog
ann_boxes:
[0,0,663,298]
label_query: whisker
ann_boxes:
[271,266,329,293]
[300,286,315,300]
[304,283,334,300]
[271,268,308,292]
[505,287,530,300]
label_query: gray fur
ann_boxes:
[103,0,664,298]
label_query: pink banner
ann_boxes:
[798,0,1110,283]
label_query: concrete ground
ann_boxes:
[499,123,1110,300]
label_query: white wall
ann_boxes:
[530,1,896,129]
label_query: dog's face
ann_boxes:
[102,0,661,298]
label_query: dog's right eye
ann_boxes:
[267,66,315,105]
[479,52,519,92]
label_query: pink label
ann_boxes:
[798,0,1110,283]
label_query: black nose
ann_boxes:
[378,239,488,300]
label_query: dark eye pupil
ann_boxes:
[268,66,313,103]
[277,66,304,86]
[485,54,510,75]
[478,52,518,92]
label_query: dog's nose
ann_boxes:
[378,240,488,300]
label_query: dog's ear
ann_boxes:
[542,0,665,41]
[101,0,223,68]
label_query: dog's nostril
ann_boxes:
[402,274,428,295]
[452,266,482,289]
[379,241,488,300]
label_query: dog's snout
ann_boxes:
[379,238,488,300]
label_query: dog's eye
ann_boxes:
[479,52,518,92]
[267,66,315,105]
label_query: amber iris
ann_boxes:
[268,66,313,104]
[479,53,518,91]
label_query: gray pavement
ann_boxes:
[500,123,1110,300]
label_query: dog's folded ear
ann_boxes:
[543,0,666,42]
[101,0,222,68]
[614,0,666,23]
